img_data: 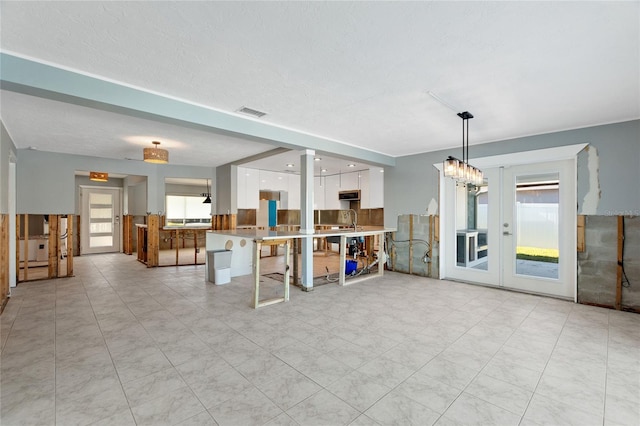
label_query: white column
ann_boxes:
[300,149,315,290]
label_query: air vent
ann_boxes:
[237,106,267,118]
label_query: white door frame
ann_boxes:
[8,153,17,288]
[436,143,586,301]
[79,186,123,254]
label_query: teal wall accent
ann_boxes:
[0,121,18,214]
[16,149,214,214]
[0,53,395,167]
[385,120,640,227]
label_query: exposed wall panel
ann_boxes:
[578,215,639,311]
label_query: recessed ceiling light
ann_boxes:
[28,146,38,150]
[347,164,356,168]
[314,157,322,161]
[380,169,384,173]
[286,163,294,168]
[321,168,327,172]
[278,176,283,180]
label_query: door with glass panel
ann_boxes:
[502,160,575,298]
[444,159,575,299]
[81,187,121,254]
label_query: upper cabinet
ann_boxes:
[364,168,384,208]
[237,166,384,211]
[237,167,259,209]
[340,171,359,191]
[314,176,325,210]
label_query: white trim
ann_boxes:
[437,144,582,300]
[434,143,587,171]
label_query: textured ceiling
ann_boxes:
[1,1,638,169]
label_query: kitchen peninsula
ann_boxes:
[206,227,394,308]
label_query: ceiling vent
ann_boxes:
[237,106,267,118]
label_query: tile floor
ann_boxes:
[1,253,639,426]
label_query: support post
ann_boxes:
[615,216,623,310]
[147,214,159,267]
[409,214,414,275]
[300,149,315,291]
[48,215,59,278]
[23,214,29,281]
[67,215,74,276]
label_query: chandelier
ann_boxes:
[443,111,483,186]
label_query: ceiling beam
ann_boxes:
[0,53,395,167]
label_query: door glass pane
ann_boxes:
[91,208,113,219]
[90,236,113,247]
[90,193,112,204]
[515,173,559,279]
[456,180,489,270]
[90,222,112,233]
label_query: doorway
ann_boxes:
[80,187,122,254]
[442,158,576,300]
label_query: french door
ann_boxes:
[80,187,122,254]
[443,159,576,299]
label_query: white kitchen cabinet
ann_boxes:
[368,168,384,208]
[340,171,359,191]
[324,174,341,210]
[237,167,259,209]
[288,174,300,210]
[360,169,370,208]
[314,176,325,210]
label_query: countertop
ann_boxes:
[207,227,394,241]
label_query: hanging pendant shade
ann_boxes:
[202,179,212,204]
[143,141,169,164]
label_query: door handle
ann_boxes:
[503,231,512,236]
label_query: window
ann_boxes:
[165,195,211,226]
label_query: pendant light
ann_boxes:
[443,111,483,186]
[202,179,212,204]
[143,141,169,164]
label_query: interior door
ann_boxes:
[81,187,121,254]
[443,159,576,300]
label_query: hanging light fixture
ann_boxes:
[202,179,212,204]
[143,141,169,164]
[443,111,483,186]
[89,171,108,182]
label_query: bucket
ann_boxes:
[345,260,358,275]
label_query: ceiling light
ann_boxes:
[314,157,322,161]
[143,141,169,164]
[89,171,108,182]
[321,168,327,172]
[347,164,356,168]
[380,169,384,173]
[286,163,294,168]
[443,111,483,186]
[201,179,212,204]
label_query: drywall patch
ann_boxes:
[581,146,601,214]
